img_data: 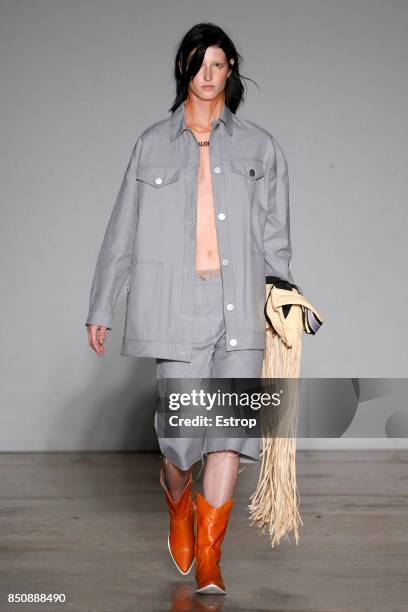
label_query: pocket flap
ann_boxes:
[229,158,266,180]
[136,166,181,187]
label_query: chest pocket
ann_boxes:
[136,166,181,187]
[229,158,266,180]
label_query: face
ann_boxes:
[187,46,233,101]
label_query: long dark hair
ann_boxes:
[169,22,259,114]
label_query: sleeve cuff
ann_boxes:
[85,309,113,330]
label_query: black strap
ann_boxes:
[265,276,302,320]
[265,275,302,293]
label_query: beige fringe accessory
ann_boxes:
[248,279,324,548]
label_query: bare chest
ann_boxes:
[193,133,219,268]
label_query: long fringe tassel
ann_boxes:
[248,319,304,548]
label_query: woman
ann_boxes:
[85,22,296,595]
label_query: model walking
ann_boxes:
[86,22,296,595]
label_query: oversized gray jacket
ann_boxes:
[85,102,297,361]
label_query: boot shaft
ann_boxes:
[194,491,234,550]
[160,467,194,520]
[194,491,235,593]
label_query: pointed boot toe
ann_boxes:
[160,467,195,575]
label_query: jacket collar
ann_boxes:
[170,101,234,141]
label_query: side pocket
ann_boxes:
[241,253,266,334]
[124,260,163,341]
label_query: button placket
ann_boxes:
[209,144,239,351]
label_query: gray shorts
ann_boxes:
[154,268,264,471]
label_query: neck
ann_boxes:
[183,93,225,133]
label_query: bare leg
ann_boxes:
[203,450,240,507]
[162,456,192,502]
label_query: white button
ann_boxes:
[218,212,226,220]
[155,177,163,185]
[226,303,234,311]
[214,166,222,174]
[222,258,229,266]
[229,338,238,346]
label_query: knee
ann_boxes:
[163,456,194,472]
[206,449,240,460]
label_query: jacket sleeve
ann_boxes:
[85,136,143,330]
[264,135,296,286]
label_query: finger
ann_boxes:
[90,325,103,355]
[98,327,107,347]
[95,326,106,355]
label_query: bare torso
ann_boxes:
[191,129,220,272]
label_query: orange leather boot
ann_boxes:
[160,467,195,575]
[194,491,235,595]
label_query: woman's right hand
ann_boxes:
[87,324,108,356]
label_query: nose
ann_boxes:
[202,66,212,81]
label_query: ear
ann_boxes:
[227,58,235,77]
